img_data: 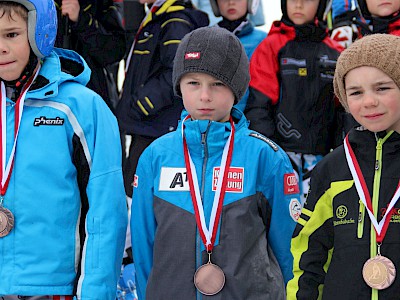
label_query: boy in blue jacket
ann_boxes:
[131,26,301,300]
[0,1,127,299]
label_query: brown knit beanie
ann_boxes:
[333,34,400,111]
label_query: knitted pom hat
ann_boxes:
[333,34,400,111]
[172,26,250,104]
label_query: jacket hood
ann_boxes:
[269,20,327,42]
[28,48,91,99]
[179,107,248,157]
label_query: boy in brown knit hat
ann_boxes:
[287,33,400,299]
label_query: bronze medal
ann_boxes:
[194,262,225,296]
[362,255,396,290]
[0,206,14,237]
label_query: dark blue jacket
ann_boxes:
[117,0,209,137]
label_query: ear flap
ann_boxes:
[209,0,221,17]
[248,0,260,15]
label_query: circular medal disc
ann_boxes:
[0,206,14,237]
[362,255,396,290]
[194,263,225,296]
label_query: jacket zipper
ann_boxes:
[371,132,392,300]
[358,199,365,238]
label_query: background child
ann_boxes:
[131,26,301,299]
[210,0,267,111]
[245,0,343,204]
[54,0,126,113]
[356,0,400,35]
[287,33,400,299]
[116,0,209,199]
[0,0,127,299]
[331,0,400,47]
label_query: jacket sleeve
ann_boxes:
[130,147,157,300]
[245,37,280,138]
[286,166,335,300]
[76,96,128,300]
[261,145,301,284]
[245,87,276,137]
[134,17,196,118]
[72,0,126,66]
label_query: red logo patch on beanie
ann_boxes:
[185,52,201,60]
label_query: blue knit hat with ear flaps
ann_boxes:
[5,0,57,58]
[172,26,250,104]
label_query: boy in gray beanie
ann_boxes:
[131,26,301,300]
[288,33,400,299]
[173,26,250,104]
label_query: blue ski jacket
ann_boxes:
[131,108,301,300]
[0,48,127,299]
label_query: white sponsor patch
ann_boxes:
[289,198,302,222]
[159,167,189,191]
[212,167,244,193]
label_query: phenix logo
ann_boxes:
[185,52,201,60]
[34,116,64,126]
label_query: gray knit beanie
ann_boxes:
[173,26,250,104]
[334,34,400,111]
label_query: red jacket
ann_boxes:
[245,20,343,155]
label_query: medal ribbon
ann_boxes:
[344,135,400,242]
[0,66,40,196]
[182,116,234,252]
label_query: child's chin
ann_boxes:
[0,73,19,82]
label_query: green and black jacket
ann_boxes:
[287,127,400,300]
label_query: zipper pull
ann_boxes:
[201,133,206,145]
[376,139,382,151]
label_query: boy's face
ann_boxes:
[345,66,400,133]
[217,0,248,21]
[366,0,400,17]
[0,9,30,82]
[180,72,235,123]
[287,0,319,25]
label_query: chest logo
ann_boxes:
[34,116,64,126]
[336,205,348,219]
[334,205,355,226]
[212,167,244,193]
[159,167,189,191]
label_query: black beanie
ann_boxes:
[172,26,250,103]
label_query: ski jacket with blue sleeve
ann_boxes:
[0,48,127,300]
[131,108,301,300]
